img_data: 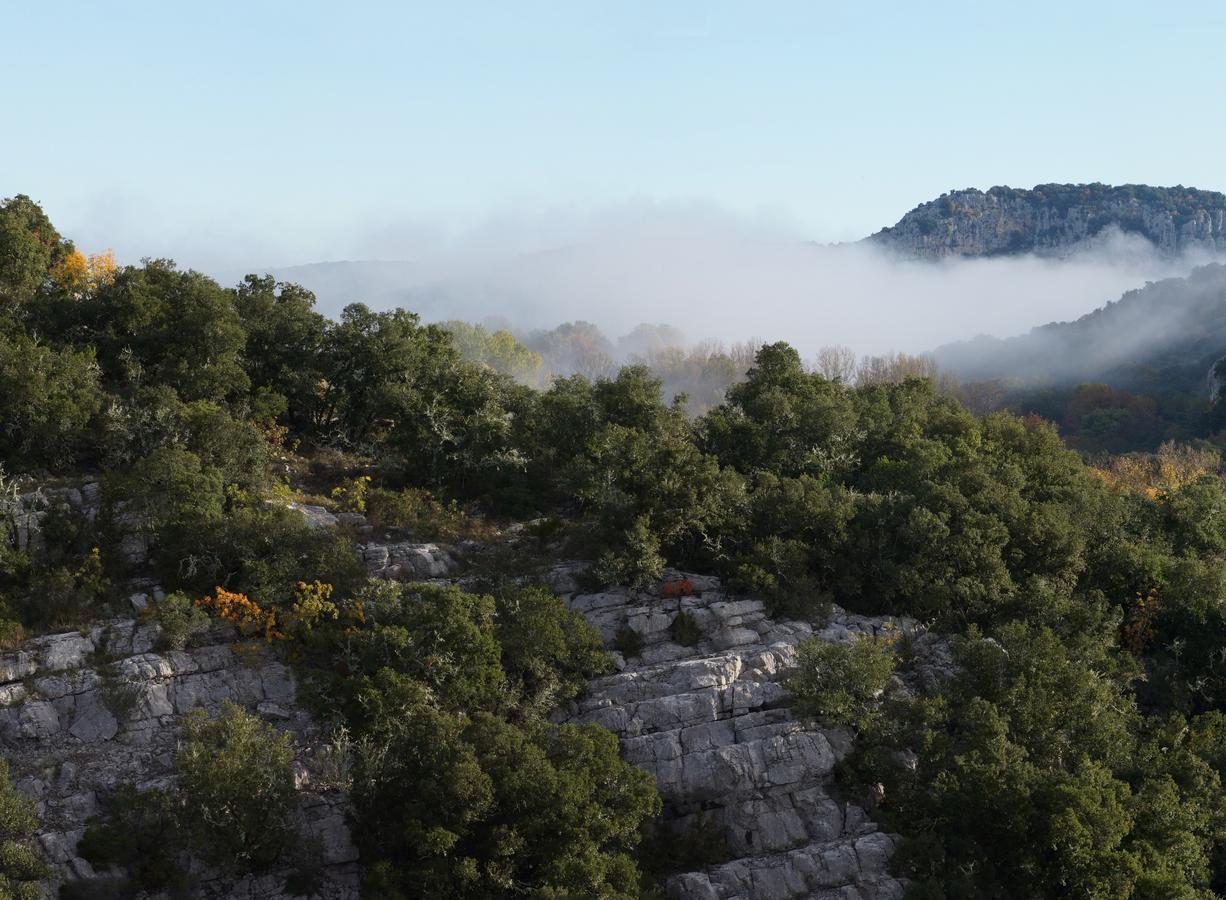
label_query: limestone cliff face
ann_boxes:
[867,184,1226,259]
[549,565,951,900]
[5,479,940,898]
[0,621,361,898]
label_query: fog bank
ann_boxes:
[231,210,1218,358]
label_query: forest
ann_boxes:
[1,191,1225,898]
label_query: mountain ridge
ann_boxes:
[868,182,1226,259]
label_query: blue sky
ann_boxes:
[5,1,1225,270]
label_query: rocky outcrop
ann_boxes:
[359,540,456,580]
[0,621,360,898]
[7,481,102,554]
[284,503,459,580]
[550,566,949,900]
[868,183,1226,259]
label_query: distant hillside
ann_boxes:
[869,183,1226,259]
[227,260,422,319]
[935,263,1226,396]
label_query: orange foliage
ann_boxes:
[50,249,88,290]
[49,247,117,294]
[660,578,695,598]
[1121,588,1159,655]
[1091,442,1219,498]
[87,249,117,285]
[195,587,283,642]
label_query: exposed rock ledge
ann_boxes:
[548,565,949,900]
[0,621,360,898]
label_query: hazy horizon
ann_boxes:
[9,1,1226,359]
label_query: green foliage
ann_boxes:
[353,681,658,899]
[492,583,611,713]
[571,367,745,585]
[0,501,110,631]
[788,634,895,729]
[0,194,69,321]
[177,701,296,874]
[152,590,210,650]
[0,758,50,899]
[612,626,645,660]
[233,274,328,429]
[84,260,250,402]
[78,785,187,895]
[296,578,657,898]
[859,621,1226,898]
[81,704,300,891]
[149,500,365,610]
[668,610,702,647]
[108,447,225,538]
[0,332,103,468]
[365,485,495,541]
[440,320,545,387]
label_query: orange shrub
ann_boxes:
[195,587,283,642]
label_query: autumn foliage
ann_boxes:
[1091,441,1219,498]
[660,578,695,599]
[195,587,282,641]
[49,248,116,294]
[1121,588,1159,655]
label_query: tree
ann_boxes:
[85,259,249,401]
[788,634,896,729]
[0,332,103,468]
[440,320,545,387]
[352,673,658,899]
[233,274,328,427]
[176,701,296,874]
[814,344,857,383]
[0,194,72,324]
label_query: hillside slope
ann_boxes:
[934,262,1226,394]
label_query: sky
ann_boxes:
[4,1,1226,273]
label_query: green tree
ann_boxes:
[177,701,296,874]
[85,259,249,401]
[0,332,103,468]
[0,194,71,324]
[787,634,896,729]
[233,274,328,427]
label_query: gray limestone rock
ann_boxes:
[551,565,921,900]
[0,622,360,899]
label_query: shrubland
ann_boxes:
[2,193,1225,896]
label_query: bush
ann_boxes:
[365,485,496,541]
[152,591,210,649]
[669,610,702,647]
[787,634,895,729]
[493,583,611,713]
[612,626,645,660]
[176,701,296,874]
[0,333,104,469]
[78,784,187,894]
[0,759,48,899]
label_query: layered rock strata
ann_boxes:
[549,566,948,900]
[0,621,360,898]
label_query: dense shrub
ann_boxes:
[0,758,49,899]
[176,701,296,874]
[0,333,103,468]
[787,634,896,729]
[78,785,187,894]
